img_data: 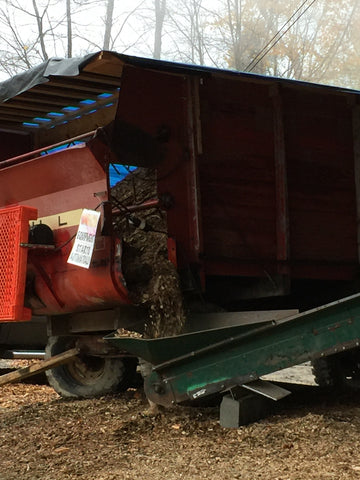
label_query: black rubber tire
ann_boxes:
[45,336,131,398]
[312,357,341,388]
[312,350,360,390]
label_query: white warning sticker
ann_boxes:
[67,209,100,269]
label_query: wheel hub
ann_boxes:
[67,355,106,385]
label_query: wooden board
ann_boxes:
[0,348,79,386]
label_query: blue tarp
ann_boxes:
[109,164,136,187]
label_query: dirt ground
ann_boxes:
[1,367,360,480]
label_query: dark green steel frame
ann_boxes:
[106,293,360,406]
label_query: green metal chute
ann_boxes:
[106,293,360,407]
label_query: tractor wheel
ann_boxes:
[45,336,135,398]
[312,357,341,388]
[312,350,360,390]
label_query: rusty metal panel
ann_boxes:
[283,87,357,275]
[197,74,358,282]
[199,76,276,270]
[0,144,106,216]
[115,65,201,266]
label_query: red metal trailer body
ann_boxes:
[0,51,359,397]
[113,61,360,305]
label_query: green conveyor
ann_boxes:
[105,293,360,407]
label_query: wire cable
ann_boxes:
[244,0,311,71]
[244,0,318,72]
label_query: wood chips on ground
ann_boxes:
[1,381,360,479]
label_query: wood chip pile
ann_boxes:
[111,168,186,338]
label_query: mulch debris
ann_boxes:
[1,382,360,479]
[112,168,186,338]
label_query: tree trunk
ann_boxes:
[226,0,242,70]
[32,0,48,60]
[154,0,166,59]
[66,0,72,58]
[103,0,115,50]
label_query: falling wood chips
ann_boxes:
[112,168,186,338]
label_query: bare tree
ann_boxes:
[0,0,358,91]
[213,0,360,89]
[226,0,242,70]
[154,0,166,59]
[166,0,212,65]
[100,0,149,54]
[66,0,72,57]
[32,0,49,60]
[0,0,60,75]
[103,0,115,50]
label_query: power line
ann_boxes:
[244,0,318,72]
[244,0,312,71]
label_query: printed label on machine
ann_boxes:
[67,209,100,269]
